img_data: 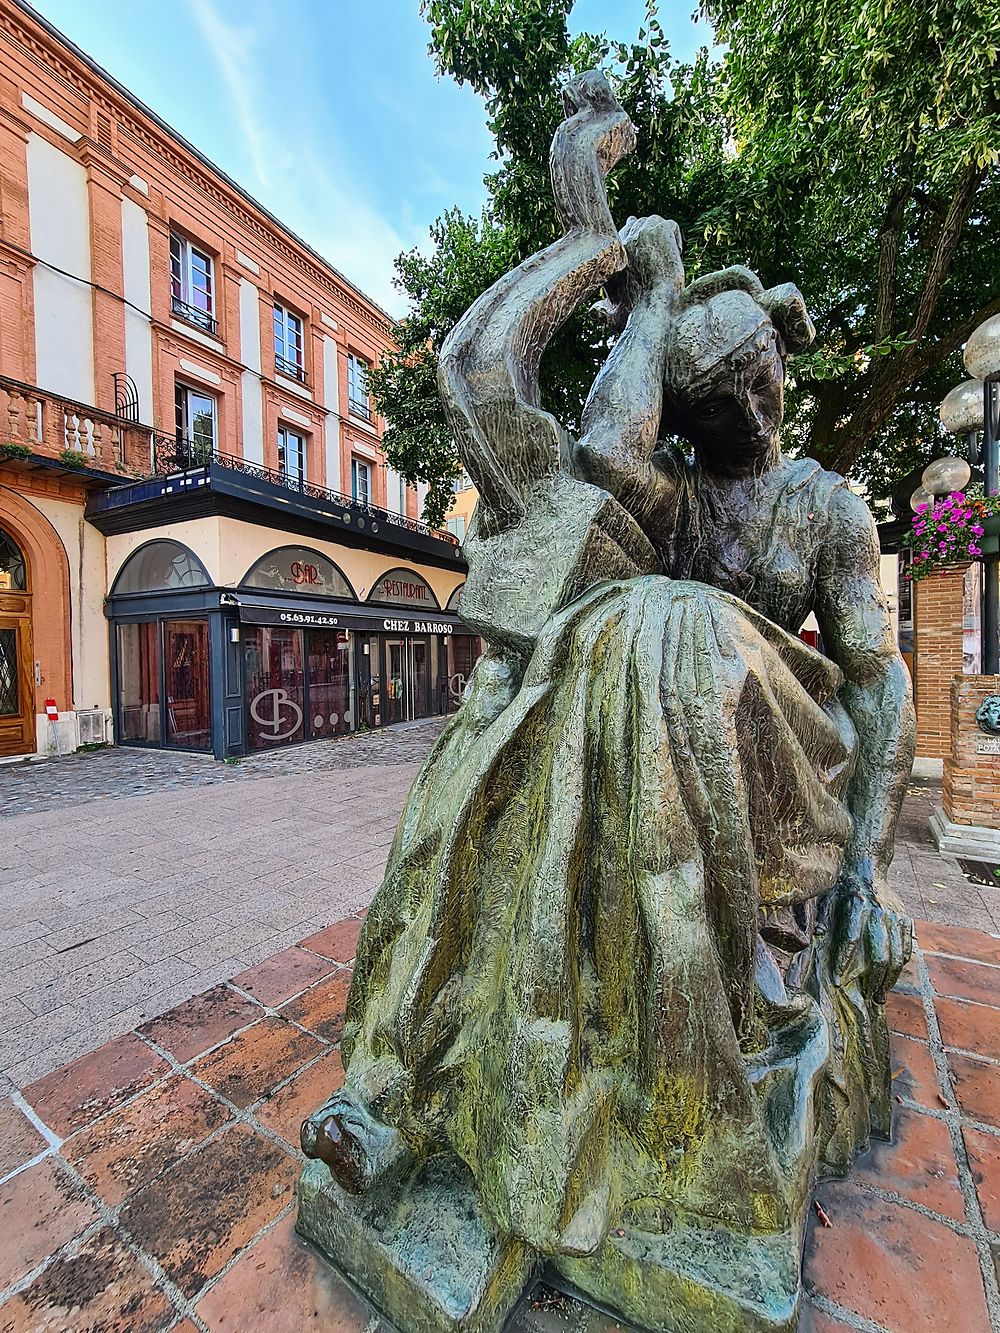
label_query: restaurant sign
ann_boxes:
[239,604,456,635]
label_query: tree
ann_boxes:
[371,0,1000,527]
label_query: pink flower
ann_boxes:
[919,550,930,559]
[969,545,982,557]
[972,524,985,536]
[917,503,929,513]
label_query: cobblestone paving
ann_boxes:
[0,718,447,818]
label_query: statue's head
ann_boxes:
[975,695,1000,735]
[664,267,815,472]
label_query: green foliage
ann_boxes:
[0,442,32,460]
[372,0,1000,517]
[58,448,89,469]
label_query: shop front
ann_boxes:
[106,538,481,758]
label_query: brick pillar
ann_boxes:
[914,563,969,759]
[943,675,1000,827]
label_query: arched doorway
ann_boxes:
[0,526,34,756]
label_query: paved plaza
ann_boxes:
[1,734,999,1331]
[0,722,445,1092]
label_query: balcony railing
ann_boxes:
[171,296,219,337]
[0,376,153,474]
[348,397,372,423]
[151,438,459,545]
[274,354,307,385]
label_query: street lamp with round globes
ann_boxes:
[921,456,972,495]
[938,313,1000,672]
[909,484,934,512]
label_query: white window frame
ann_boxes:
[347,353,371,421]
[274,303,305,382]
[175,382,217,463]
[351,456,371,506]
[278,425,307,485]
[169,231,216,332]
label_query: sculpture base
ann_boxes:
[296,1154,536,1333]
[299,1154,807,1333]
[554,1221,802,1333]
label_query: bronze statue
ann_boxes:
[297,71,915,1333]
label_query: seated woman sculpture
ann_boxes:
[299,71,915,1333]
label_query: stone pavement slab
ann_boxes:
[0,914,998,1332]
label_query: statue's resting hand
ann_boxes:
[818,871,912,1003]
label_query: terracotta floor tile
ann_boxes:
[935,996,1000,1062]
[797,1306,857,1332]
[804,1180,990,1332]
[926,954,1000,1008]
[917,920,1000,967]
[62,1073,232,1207]
[947,1051,1000,1130]
[0,1097,47,1176]
[119,1123,298,1298]
[299,918,363,965]
[255,1049,344,1148]
[194,1212,373,1332]
[138,984,261,1063]
[279,970,351,1043]
[22,1033,170,1137]
[232,947,335,1006]
[894,951,922,994]
[890,1034,942,1112]
[0,1225,174,1332]
[885,990,928,1041]
[191,1018,323,1109]
[964,1126,1000,1233]
[0,1158,98,1289]
[854,1104,964,1222]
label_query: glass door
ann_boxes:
[245,625,304,749]
[408,637,431,719]
[306,629,353,738]
[117,622,161,744]
[164,619,211,750]
[353,635,382,729]
[384,638,408,724]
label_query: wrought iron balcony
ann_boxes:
[274,354,308,385]
[348,397,373,423]
[150,437,458,545]
[171,295,219,336]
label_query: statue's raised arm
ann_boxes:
[438,72,670,658]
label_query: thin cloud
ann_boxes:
[183,0,414,315]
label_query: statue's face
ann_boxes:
[682,328,785,460]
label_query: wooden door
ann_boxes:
[0,596,34,756]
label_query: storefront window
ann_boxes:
[241,548,355,599]
[368,568,438,610]
[447,636,482,709]
[113,541,210,594]
[164,620,211,749]
[244,625,305,749]
[118,622,161,743]
[307,629,353,738]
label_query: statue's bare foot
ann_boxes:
[300,1091,406,1194]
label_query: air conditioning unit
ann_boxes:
[76,708,111,747]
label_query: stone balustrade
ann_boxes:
[0,375,153,475]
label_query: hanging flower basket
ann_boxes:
[903,490,1000,580]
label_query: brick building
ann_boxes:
[0,0,476,759]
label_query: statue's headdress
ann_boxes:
[666,266,815,405]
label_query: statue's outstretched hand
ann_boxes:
[819,872,912,1003]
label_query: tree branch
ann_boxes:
[907,164,984,343]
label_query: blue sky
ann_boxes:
[37,0,712,315]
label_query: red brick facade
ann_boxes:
[913,564,969,759]
[943,674,1000,828]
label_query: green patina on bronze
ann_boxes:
[297,70,915,1332]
